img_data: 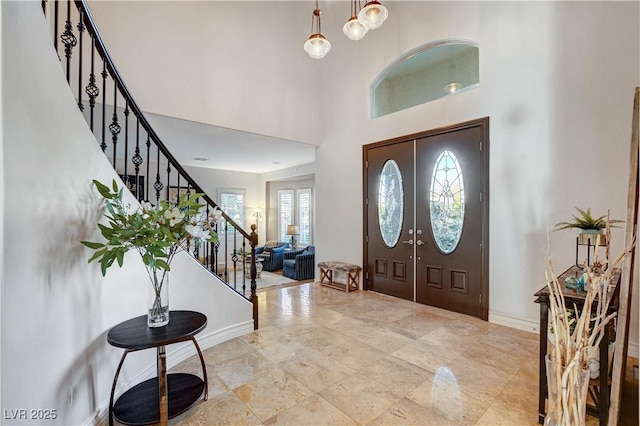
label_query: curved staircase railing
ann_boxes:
[42,0,260,329]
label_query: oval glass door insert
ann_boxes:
[378,159,404,247]
[430,150,465,253]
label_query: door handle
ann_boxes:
[416,239,426,246]
[402,239,414,245]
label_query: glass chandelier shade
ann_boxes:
[304,2,331,59]
[343,17,368,40]
[304,34,331,59]
[343,0,368,41]
[358,0,388,30]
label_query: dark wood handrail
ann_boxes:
[73,0,251,240]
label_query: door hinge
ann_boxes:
[366,271,369,279]
[366,235,369,243]
[480,293,482,304]
[365,160,369,168]
[480,191,483,202]
[480,140,483,151]
[366,198,369,205]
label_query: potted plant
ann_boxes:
[554,207,623,245]
[81,179,220,327]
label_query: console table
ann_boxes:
[534,266,620,426]
[107,311,208,426]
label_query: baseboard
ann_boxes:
[489,312,640,359]
[88,320,254,425]
[489,311,540,334]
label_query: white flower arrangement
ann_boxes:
[81,179,220,276]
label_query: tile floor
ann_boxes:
[167,282,637,425]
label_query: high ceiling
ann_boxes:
[146,112,317,174]
[88,1,322,174]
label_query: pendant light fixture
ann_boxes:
[358,0,388,30]
[343,0,368,41]
[304,0,331,59]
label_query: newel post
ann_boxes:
[250,224,259,329]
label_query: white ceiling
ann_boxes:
[146,112,317,174]
[88,1,320,175]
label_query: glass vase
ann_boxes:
[545,354,590,426]
[147,267,170,327]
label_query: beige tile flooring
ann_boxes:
[168,282,638,425]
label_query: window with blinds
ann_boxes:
[298,188,312,245]
[278,189,294,241]
[220,189,245,232]
[278,188,313,245]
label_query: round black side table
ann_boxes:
[107,311,208,426]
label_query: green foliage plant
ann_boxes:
[554,207,623,232]
[81,179,220,276]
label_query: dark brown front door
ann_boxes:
[366,140,414,300]
[415,125,485,318]
[364,118,489,319]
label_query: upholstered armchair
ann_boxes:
[283,246,315,280]
[255,241,290,271]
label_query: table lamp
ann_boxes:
[286,225,299,249]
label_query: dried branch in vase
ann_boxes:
[544,221,633,425]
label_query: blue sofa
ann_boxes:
[283,246,315,280]
[255,241,290,271]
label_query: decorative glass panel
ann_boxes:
[430,151,464,253]
[371,40,479,118]
[378,160,404,247]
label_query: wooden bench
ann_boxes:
[318,261,362,292]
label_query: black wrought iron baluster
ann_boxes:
[123,100,129,180]
[192,193,200,259]
[231,240,238,291]
[60,1,77,83]
[240,237,246,295]
[132,119,143,201]
[85,38,98,131]
[110,82,120,170]
[250,225,259,329]
[76,10,84,111]
[223,221,229,283]
[153,146,163,203]
[165,161,171,201]
[54,0,59,55]
[204,205,211,270]
[145,134,151,201]
[100,61,107,151]
[213,239,220,277]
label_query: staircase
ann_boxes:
[41,0,260,328]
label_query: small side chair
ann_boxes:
[282,246,315,280]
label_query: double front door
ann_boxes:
[364,119,489,319]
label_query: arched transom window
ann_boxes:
[370,40,479,118]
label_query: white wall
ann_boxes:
[86,1,322,145]
[1,2,252,424]
[314,1,639,351]
[183,165,265,238]
[82,1,639,354]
